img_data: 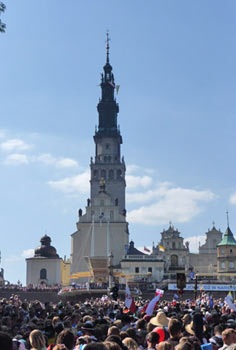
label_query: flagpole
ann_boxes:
[91,215,95,256]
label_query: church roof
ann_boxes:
[126,240,145,255]
[217,226,236,246]
[34,234,59,258]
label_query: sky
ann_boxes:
[0,1,235,285]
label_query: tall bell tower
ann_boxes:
[91,33,126,214]
[70,34,129,280]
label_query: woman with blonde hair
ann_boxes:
[29,329,46,350]
[122,337,139,350]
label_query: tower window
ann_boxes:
[93,170,98,179]
[105,143,110,149]
[109,170,114,179]
[135,267,139,273]
[117,169,122,179]
[101,170,106,179]
[40,268,47,280]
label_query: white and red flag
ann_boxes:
[145,288,164,316]
[125,283,136,313]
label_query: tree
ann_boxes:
[0,2,6,33]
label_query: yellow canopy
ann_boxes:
[69,271,92,278]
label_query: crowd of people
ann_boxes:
[0,290,236,350]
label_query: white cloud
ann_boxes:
[37,153,78,168]
[229,192,236,205]
[0,138,32,152]
[4,153,29,165]
[127,185,215,225]
[22,249,34,258]
[127,164,155,176]
[184,235,206,253]
[126,174,153,189]
[48,170,90,194]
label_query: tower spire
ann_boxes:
[106,30,110,64]
[226,210,229,227]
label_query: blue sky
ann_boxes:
[0,1,235,285]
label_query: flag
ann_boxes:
[125,283,136,313]
[145,289,164,316]
[225,293,236,311]
[144,246,151,253]
[159,245,165,252]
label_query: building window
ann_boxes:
[221,262,225,269]
[221,249,225,254]
[230,249,233,254]
[135,267,139,273]
[172,242,176,249]
[109,170,114,179]
[93,170,98,179]
[40,269,47,280]
[110,211,114,221]
[117,169,122,179]
[171,255,178,266]
[101,170,106,179]
[148,267,152,273]
[229,262,234,269]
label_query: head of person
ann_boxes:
[122,337,139,350]
[56,329,75,350]
[0,331,12,350]
[222,328,236,346]
[107,326,120,337]
[168,318,183,338]
[158,340,173,350]
[29,329,46,349]
[146,331,160,348]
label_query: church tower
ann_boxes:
[70,35,129,281]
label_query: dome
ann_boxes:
[34,234,59,258]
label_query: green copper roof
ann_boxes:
[217,226,236,246]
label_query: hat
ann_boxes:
[150,311,170,327]
[81,321,94,331]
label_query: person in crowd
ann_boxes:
[218,329,236,350]
[0,331,13,350]
[145,331,160,350]
[29,329,47,350]
[56,329,75,350]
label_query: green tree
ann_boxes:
[0,2,6,33]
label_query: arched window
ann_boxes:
[109,169,114,179]
[229,262,234,269]
[101,169,106,179]
[110,211,114,221]
[93,170,98,179]
[40,268,47,280]
[171,255,178,266]
[117,169,122,179]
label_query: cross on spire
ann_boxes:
[106,30,110,63]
